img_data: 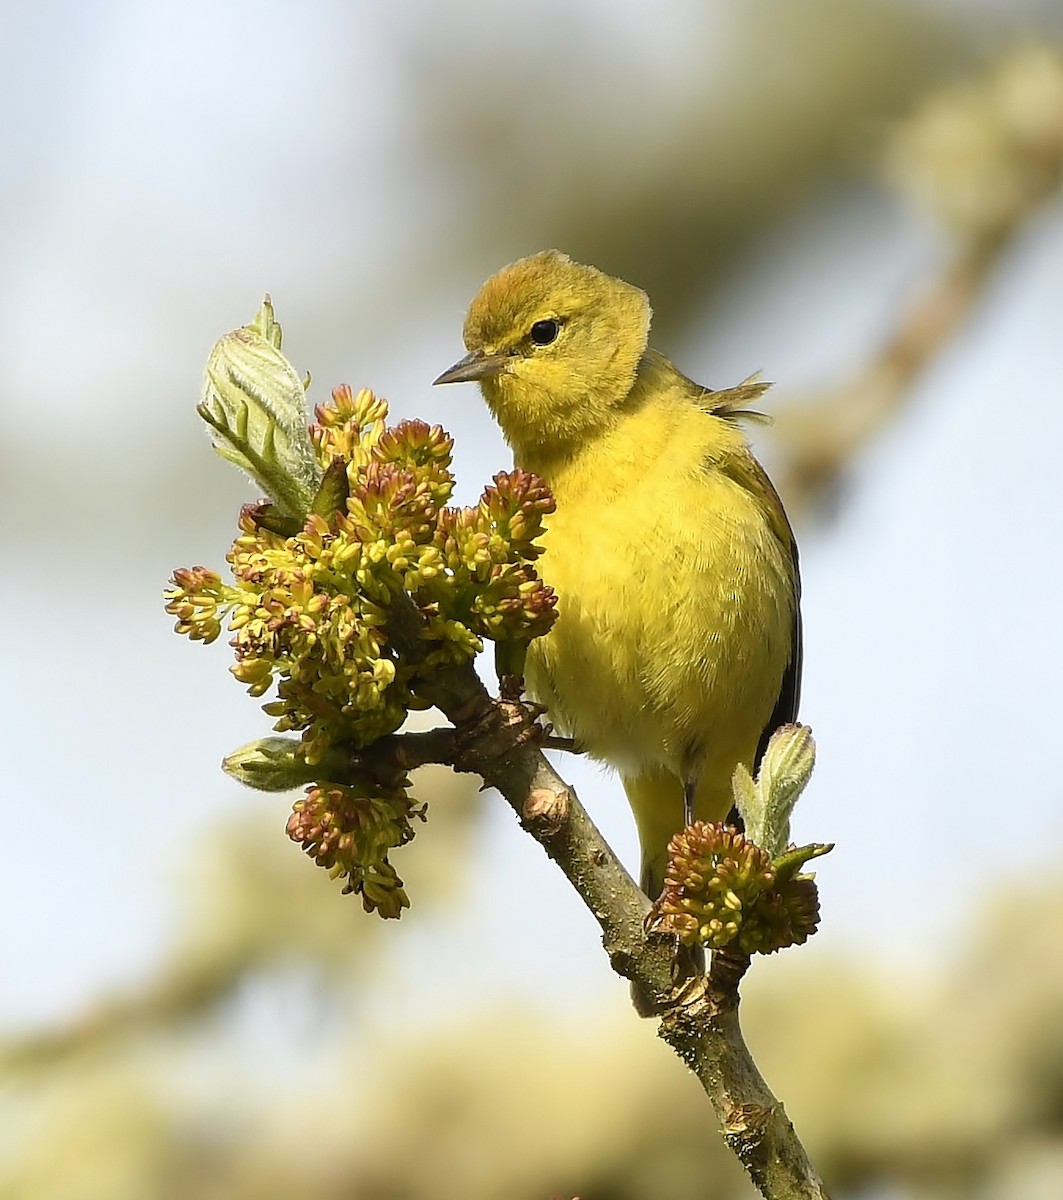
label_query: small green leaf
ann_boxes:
[247,293,284,349]
[773,842,834,883]
[312,456,351,520]
[249,503,302,538]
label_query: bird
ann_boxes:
[434,250,801,901]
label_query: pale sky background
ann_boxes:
[2,0,1062,1037]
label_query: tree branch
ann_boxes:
[362,601,832,1199]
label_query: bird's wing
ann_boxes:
[718,448,803,766]
[754,458,802,765]
[756,545,802,766]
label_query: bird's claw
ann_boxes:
[451,690,548,773]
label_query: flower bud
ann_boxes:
[650,821,828,955]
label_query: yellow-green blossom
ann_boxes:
[164,566,248,645]
[167,352,557,914]
[286,782,425,918]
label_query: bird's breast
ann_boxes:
[523,429,795,781]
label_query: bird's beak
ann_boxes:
[433,349,510,386]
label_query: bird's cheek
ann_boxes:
[479,375,520,425]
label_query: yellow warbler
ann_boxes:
[435,251,801,897]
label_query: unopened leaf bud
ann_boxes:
[222,736,320,791]
[199,297,321,519]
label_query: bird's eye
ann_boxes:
[529,318,560,346]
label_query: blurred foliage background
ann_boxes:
[4,2,1063,1197]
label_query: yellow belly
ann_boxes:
[529,472,791,768]
[522,422,795,891]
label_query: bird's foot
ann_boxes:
[451,688,547,774]
[629,930,707,1017]
[496,676,585,754]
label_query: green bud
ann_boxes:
[222,736,320,791]
[733,723,816,856]
[199,297,322,519]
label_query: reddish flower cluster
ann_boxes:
[650,822,821,955]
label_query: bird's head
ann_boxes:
[434,250,651,464]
